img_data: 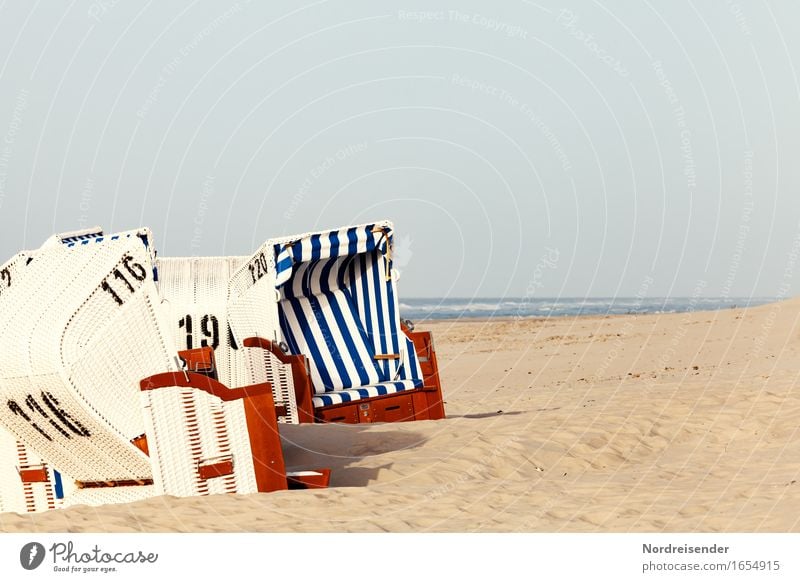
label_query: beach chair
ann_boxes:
[0,250,76,513]
[229,220,445,424]
[147,254,326,492]
[156,256,301,424]
[0,229,314,508]
[0,232,164,506]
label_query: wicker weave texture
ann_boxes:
[0,236,172,485]
[236,347,298,424]
[227,242,282,347]
[158,256,298,423]
[1,230,298,507]
[141,386,257,497]
[0,427,70,513]
[0,251,77,513]
[156,256,244,387]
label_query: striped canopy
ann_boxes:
[272,221,423,407]
[63,232,142,248]
[273,222,391,288]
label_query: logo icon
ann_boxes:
[20,542,46,570]
[393,235,414,269]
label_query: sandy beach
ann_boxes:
[3,297,800,532]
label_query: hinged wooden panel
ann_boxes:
[407,330,445,420]
[372,394,415,423]
[411,391,431,421]
[315,404,360,424]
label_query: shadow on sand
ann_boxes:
[278,423,427,487]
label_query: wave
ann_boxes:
[399,297,776,321]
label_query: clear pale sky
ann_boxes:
[0,1,798,299]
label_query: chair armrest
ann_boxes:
[140,371,272,401]
[242,337,292,364]
[242,336,316,424]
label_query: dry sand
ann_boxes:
[3,297,800,532]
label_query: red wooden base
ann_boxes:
[244,327,446,425]
[314,391,418,424]
[406,329,446,421]
[313,328,446,424]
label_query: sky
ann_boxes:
[0,1,799,299]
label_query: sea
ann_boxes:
[399,297,777,322]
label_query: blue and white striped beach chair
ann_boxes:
[230,220,445,423]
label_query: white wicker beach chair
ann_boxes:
[0,231,170,506]
[157,256,301,424]
[0,250,77,513]
[0,229,310,507]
